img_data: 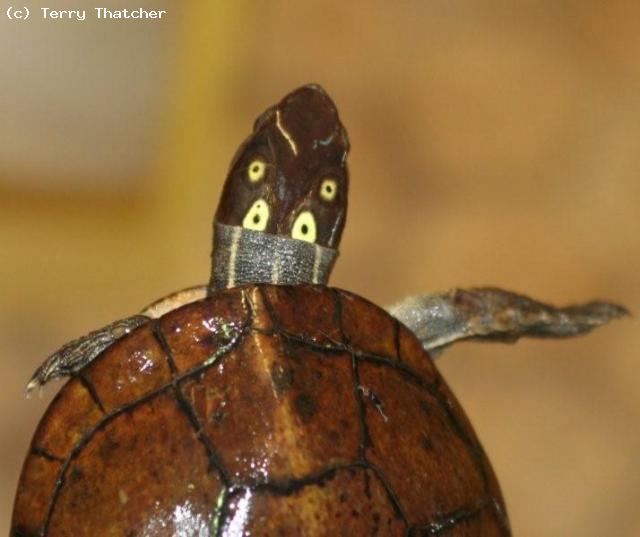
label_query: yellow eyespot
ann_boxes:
[247,159,266,182]
[319,178,338,201]
[242,199,269,231]
[291,211,317,243]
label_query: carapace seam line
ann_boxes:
[152,320,233,486]
[408,496,492,535]
[77,371,106,414]
[29,447,64,464]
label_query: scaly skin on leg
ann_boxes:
[26,286,208,392]
[387,287,629,357]
[26,315,150,393]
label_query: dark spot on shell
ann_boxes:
[271,362,293,393]
[98,436,120,459]
[68,467,84,484]
[294,393,317,423]
[199,332,218,347]
[283,342,304,364]
[423,436,434,451]
[213,404,225,423]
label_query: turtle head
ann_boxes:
[210,84,350,290]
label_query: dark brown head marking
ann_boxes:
[215,84,350,249]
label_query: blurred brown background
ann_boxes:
[1,1,638,535]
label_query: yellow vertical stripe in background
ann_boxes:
[147,2,243,281]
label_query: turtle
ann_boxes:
[12,84,626,537]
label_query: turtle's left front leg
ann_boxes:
[387,287,629,357]
[26,315,150,393]
[26,285,208,392]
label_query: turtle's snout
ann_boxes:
[278,84,349,155]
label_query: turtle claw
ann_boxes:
[561,301,630,332]
[26,374,47,396]
[26,315,150,393]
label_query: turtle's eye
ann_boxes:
[291,211,317,243]
[319,178,338,202]
[247,159,266,182]
[242,199,269,231]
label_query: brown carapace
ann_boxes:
[12,286,508,536]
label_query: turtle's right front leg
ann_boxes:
[26,315,150,393]
[387,287,629,357]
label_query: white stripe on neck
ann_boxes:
[226,226,242,288]
[312,244,322,284]
[272,254,281,284]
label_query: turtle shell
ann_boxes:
[12,285,509,536]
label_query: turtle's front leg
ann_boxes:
[26,315,150,393]
[387,287,628,356]
[26,285,208,392]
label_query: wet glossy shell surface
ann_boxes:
[12,284,509,536]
